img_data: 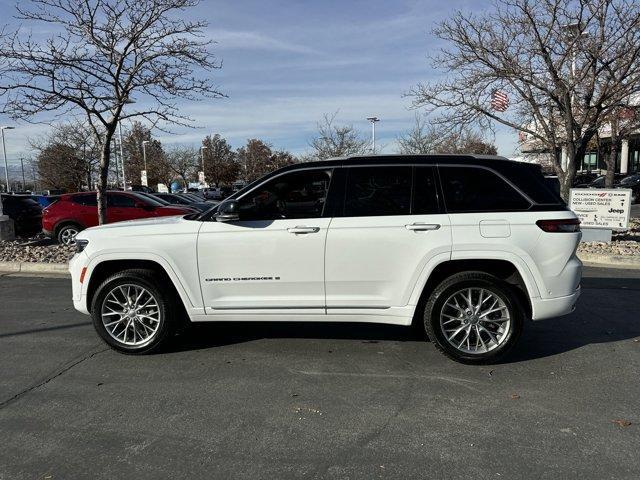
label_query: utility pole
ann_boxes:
[200,145,208,186]
[1,126,16,193]
[366,117,380,154]
[112,138,121,188]
[142,140,150,187]
[20,157,25,191]
[118,121,127,190]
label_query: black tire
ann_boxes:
[423,271,524,364]
[90,269,178,354]
[57,223,82,245]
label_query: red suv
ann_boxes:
[43,191,196,245]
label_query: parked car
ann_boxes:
[572,172,598,186]
[202,187,223,200]
[42,191,196,245]
[180,192,215,204]
[0,194,42,237]
[35,194,61,208]
[151,192,213,212]
[70,154,581,364]
[575,174,625,188]
[616,173,640,203]
[130,184,155,193]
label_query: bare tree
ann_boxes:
[0,0,223,223]
[409,0,640,199]
[307,112,369,160]
[397,114,497,155]
[201,134,239,186]
[30,122,100,190]
[121,121,165,187]
[162,146,198,188]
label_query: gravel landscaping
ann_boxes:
[578,218,640,257]
[0,219,638,265]
[0,235,75,264]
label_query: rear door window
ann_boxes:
[412,167,440,215]
[343,166,411,217]
[439,166,531,212]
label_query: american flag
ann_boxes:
[491,90,509,112]
[619,107,636,121]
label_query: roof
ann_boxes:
[277,153,522,173]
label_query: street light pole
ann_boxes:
[1,126,16,193]
[20,157,25,191]
[200,145,207,185]
[118,122,127,190]
[366,117,380,154]
[142,140,149,187]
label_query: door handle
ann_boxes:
[287,226,320,234]
[405,223,441,231]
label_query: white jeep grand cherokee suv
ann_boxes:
[69,155,582,363]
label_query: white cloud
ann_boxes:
[212,29,318,55]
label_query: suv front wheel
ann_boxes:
[423,272,524,364]
[90,269,178,354]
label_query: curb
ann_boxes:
[577,252,640,269]
[0,261,70,275]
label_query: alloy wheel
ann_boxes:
[439,287,511,354]
[100,284,161,346]
[60,227,79,245]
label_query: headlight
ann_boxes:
[75,239,89,253]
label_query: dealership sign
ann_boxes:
[569,188,632,229]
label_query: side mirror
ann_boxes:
[215,200,239,222]
[137,202,155,211]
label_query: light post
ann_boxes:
[0,126,16,238]
[142,140,150,187]
[200,145,207,186]
[20,157,25,191]
[366,117,380,154]
[1,126,16,193]
[118,122,126,190]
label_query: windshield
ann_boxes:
[130,192,167,207]
[182,193,203,202]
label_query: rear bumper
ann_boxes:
[531,286,581,321]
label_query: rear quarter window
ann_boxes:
[498,162,564,205]
[71,193,97,206]
[439,166,531,213]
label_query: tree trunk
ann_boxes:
[557,143,577,202]
[97,127,116,225]
[606,121,620,189]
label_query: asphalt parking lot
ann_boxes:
[1,267,639,480]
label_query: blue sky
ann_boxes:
[0,0,518,177]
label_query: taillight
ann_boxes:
[536,218,581,233]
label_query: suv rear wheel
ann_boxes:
[90,269,178,354]
[423,272,524,364]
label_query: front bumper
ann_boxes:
[69,251,90,315]
[531,285,581,321]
